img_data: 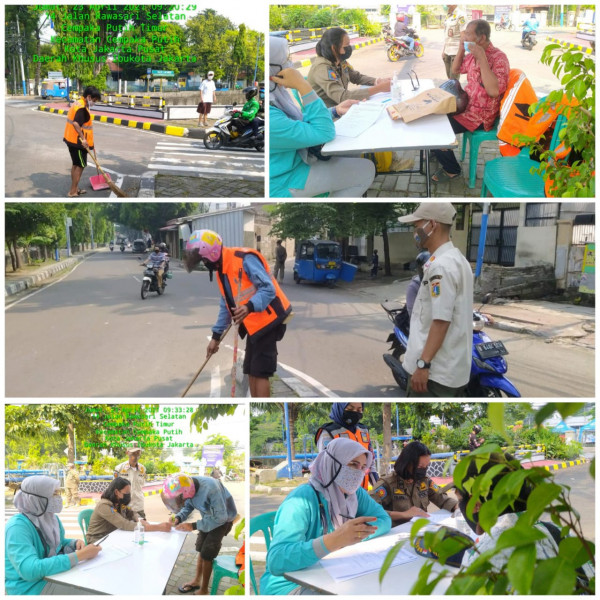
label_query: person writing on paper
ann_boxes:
[308,28,391,108]
[431,19,509,183]
[269,35,375,198]
[5,475,102,595]
[86,477,171,544]
[261,438,391,595]
[370,441,457,527]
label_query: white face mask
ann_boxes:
[208,75,214,80]
[47,496,63,514]
[335,465,365,493]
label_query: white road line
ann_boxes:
[132,276,141,282]
[147,164,264,178]
[210,365,221,397]
[109,174,125,198]
[150,157,261,168]
[154,150,263,162]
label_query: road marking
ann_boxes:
[147,163,263,179]
[210,365,221,397]
[132,276,141,282]
[109,174,126,198]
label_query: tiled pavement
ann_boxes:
[155,174,265,198]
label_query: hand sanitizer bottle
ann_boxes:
[134,520,145,545]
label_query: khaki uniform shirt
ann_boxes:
[308,56,376,108]
[114,461,146,513]
[65,470,80,487]
[370,473,457,525]
[86,498,138,544]
[443,9,467,56]
[404,241,474,389]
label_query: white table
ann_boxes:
[44,528,187,595]
[321,80,457,197]
[284,511,462,595]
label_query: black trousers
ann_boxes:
[432,118,485,175]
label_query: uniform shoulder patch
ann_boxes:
[459,16,466,25]
[420,481,427,491]
[431,281,441,297]
[375,486,388,499]
[393,488,405,495]
[327,68,338,81]
[430,274,443,281]
[430,481,440,491]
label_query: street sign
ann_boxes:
[48,71,63,79]
[147,67,151,75]
[151,70,175,77]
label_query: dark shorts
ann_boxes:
[68,146,88,168]
[198,102,212,115]
[195,520,233,561]
[243,324,286,378]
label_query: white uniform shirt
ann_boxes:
[443,9,467,55]
[200,79,216,103]
[404,241,473,388]
[114,461,146,513]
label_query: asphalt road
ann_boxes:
[5,251,595,397]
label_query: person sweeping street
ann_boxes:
[63,85,101,197]
[183,230,292,397]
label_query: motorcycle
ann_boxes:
[120,243,125,252]
[140,263,166,299]
[385,30,424,61]
[522,29,537,50]
[109,243,114,252]
[204,105,264,152]
[495,20,515,31]
[381,295,520,397]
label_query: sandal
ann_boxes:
[178,584,200,593]
[431,168,461,183]
[77,188,87,195]
[67,189,87,197]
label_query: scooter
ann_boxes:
[495,20,515,31]
[120,243,125,252]
[140,263,166,299]
[522,29,537,50]
[203,105,264,152]
[109,243,114,252]
[385,30,424,61]
[382,295,521,397]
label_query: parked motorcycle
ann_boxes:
[521,29,537,50]
[495,20,515,31]
[385,30,424,61]
[382,295,520,397]
[141,264,166,299]
[204,105,264,152]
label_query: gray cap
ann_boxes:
[398,203,456,225]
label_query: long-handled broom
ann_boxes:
[230,268,243,398]
[87,150,128,197]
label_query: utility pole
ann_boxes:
[89,210,95,249]
[16,14,28,96]
[66,216,72,257]
[475,203,490,283]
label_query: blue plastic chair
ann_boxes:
[210,554,239,595]
[481,114,567,198]
[249,511,277,595]
[77,509,94,544]
[461,118,500,188]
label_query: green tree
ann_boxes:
[189,404,239,432]
[231,24,247,88]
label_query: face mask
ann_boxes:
[413,221,433,249]
[342,409,361,427]
[415,467,428,480]
[335,465,365,493]
[48,496,63,514]
[340,45,353,60]
[463,41,471,54]
[208,74,214,79]
[119,493,132,506]
[458,497,479,533]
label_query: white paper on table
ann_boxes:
[409,511,478,541]
[80,544,132,571]
[319,534,418,582]
[334,102,384,138]
[410,510,452,525]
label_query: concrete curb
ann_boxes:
[138,171,157,198]
[292,36,385,68]
[5,255,85,297]
[543,458,589,471]
[37,105,188,137]
[546,37,594,54]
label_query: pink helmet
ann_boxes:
[186,230,223,262]
[161,473,195,512]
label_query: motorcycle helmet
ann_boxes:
[161,473,196,513]
[415,251,431,281]
[185,229,223,279]
[243,86,258,101]
[473,425,482,434]
[159,243,167,251]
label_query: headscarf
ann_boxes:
[14,476,63,557]
[309,437,373,530]
[329,402,365,433]
[269,35,303,122]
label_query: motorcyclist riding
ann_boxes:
[159,242,170,278]
[142,245,167,288]
[231,86,261,137]
[109,241,114,251]
[522,13,538,42]
[394,13,415,53]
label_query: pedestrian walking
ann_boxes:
[64,463,80,507]
[273,239,287,283]
[198,70,216,127]
[442,5,467,79]
[370,249,379,278]
[113,442,147,519]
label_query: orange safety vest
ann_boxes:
[215,247,292,339]
[63,98,94,149]
[315,423,372,490]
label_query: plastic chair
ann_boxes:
[210,555,239,595]
[249,511,277,594]
[461,118,500,188]
[77,509,94,544]
[481,114,567,198]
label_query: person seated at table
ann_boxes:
[370,441,457,526]
[260,438,391,595]
[270,35,375,198]
[308,28,391,108]
[86,477,171,544]
[431,19,509,183]
[5,475,102,595]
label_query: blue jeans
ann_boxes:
[400,35,414,51]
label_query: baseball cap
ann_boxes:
[397,203,456,225]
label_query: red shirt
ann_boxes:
[454,42,510,132]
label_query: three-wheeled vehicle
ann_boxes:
[293,240,357,288]
[41,78,70,99]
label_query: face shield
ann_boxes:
[161,490,184,513]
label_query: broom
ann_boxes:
[87,149,127,197]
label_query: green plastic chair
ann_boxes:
[77,509,94,544]
[461,118,500,188]
[210,555,239,595]
[249,511,277,595]
[481,114,567,198]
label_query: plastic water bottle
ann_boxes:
[392,71,403,103]
[134,521,145,545]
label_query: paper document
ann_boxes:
[410,510,452,524]
[319,533,418,582]
[80,544,131,571]
[334,102,384,138]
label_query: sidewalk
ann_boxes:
[155,174,265,198]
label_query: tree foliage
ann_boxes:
[189,404,239,432]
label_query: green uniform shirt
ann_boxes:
[239,97,260,121]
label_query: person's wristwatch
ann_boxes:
[416,358,431,369]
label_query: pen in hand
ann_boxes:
[94,534,109,546]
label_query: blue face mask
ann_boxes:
[463,41,471,54]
